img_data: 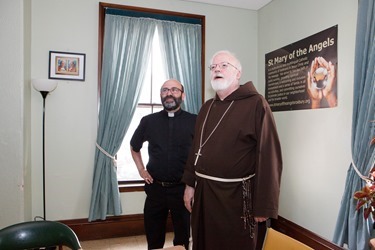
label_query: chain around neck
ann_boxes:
[199,99,235,149]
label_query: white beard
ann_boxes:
[211,74,236,91]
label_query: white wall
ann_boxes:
[28,0,257,220]
[0,0,358,243]
[258,0,357,240]
[0,0,27,226]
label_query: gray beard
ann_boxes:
[164,101,178,111]
[162,96,182,111]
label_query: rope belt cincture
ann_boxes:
[195,171,256,238]
[195,171,255,182]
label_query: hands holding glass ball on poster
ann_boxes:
[307,56,337,109]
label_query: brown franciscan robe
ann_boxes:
[182,81,282,250]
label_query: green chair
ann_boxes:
[0,220,82,250]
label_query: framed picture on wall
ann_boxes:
[48,51,86,81]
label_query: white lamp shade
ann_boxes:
[32,79,58,92]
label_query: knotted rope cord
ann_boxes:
[195,171,256,238]
[351,157,375,184]
[353,121,375,184]
[95,142,117,166]
[242,178,256,238]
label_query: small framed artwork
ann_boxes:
[48,51,86,81]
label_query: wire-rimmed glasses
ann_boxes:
[208,62,239,71]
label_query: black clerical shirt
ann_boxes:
[130,109,196,182]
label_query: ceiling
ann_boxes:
[180,0,273,10]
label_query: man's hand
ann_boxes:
[139,169,153,184]
[184,185,195,212]
[254,217,268,223]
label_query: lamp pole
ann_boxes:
[32,79,58,221]
[40,91,49,220]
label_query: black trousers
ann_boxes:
[144,182,190,249]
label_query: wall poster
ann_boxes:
[265,25,338,112]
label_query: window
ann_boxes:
[116,29,165,182]
[98,3,205,191]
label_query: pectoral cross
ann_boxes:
[194,148,202,166]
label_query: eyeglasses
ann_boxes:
[208,62,239,71]
[160,87,183,94]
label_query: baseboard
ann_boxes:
[59,214,173,241]
[59,214,343,249]
[271,216,344,250]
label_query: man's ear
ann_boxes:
[236,70,242,80]
[182,92,186,101]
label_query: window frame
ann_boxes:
[98,2,206,192]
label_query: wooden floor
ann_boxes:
[68,232,174,250]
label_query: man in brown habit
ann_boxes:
[182,50,282,249]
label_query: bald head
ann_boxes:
[210,50,242,72]
[160,79,185,112]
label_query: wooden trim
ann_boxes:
[119,184,144,192]
[271,216,344,250]
[118,181,145,192]
[200,14,206,102]
[60,214,343,249]
[59,214,173,241]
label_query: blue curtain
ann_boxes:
[333,0,375,248]
[157,21,202,114]
[88,14,156,221]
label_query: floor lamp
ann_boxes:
[32,79,58,220]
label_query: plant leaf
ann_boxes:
[354,191,370,199]
[364,206,372,219]
[356,200,367,210]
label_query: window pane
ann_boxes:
[117,105,163,181]
[117,106,152,181]
[151,29,165,104]
[138,64,151,104]
[117,28,167,182]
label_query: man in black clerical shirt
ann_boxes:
[130,79,196,250]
